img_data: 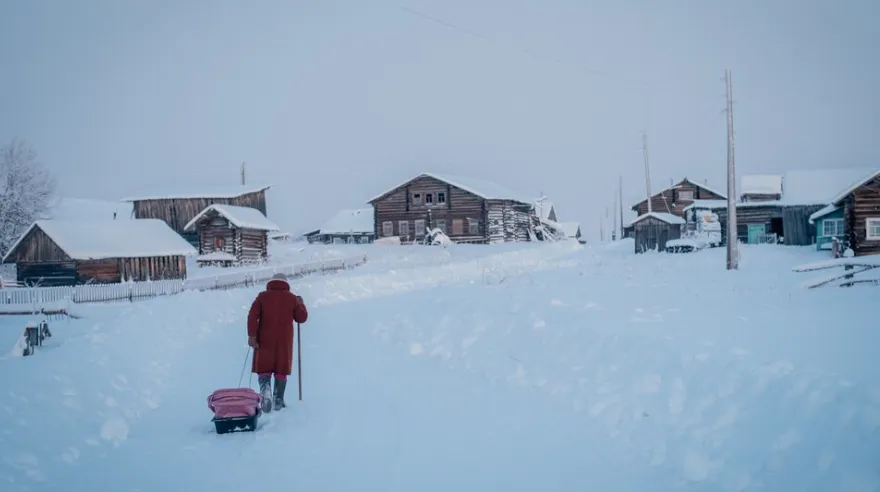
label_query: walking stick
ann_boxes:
[297,322,303,401]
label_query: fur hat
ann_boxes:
[270,273,287,281]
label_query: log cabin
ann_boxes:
[1,219,196,286]
[307,208,375,244]
[631,212,684,253]
[121,184,270,246]
[183,204,280,267]
[368,173,537,244]
[824,169,880,257]
[740,175,783,202]
[631,178,726,218]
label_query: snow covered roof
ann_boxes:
[741,174,782,195]
[370,173,532,204]
[318,208,374,234]
[3,219,197,263]
[808,204,842,224]
[533,200,555,221]
[682,199,782,212]
[42,197,134,221]
[630,212,686,226]
[120,184,271,202]
[829,169,880,205]
[779,168,876,206]
[183,204,279,232]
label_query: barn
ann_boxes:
[631,212,684,253]
[121,184,270,246]
[2,219,197,286]
[183,204,280,267]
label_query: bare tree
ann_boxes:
[0,138,56,257]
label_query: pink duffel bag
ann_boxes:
[207,388,263,419]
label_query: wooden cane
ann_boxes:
[297,322,303,401]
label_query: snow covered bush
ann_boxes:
[0,138,56,256]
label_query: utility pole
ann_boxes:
[642,132,653,214]
[241,162,247,185]
[612,192,618,240]
[619,175,624,236]
[725,69,739,270]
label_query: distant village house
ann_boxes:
[183,204,280,267]
[306,208,375,244]
[630,212,685,253]
[2,219,196,286]
[631,178,726,219]
[809,169,880,257]
[368,173,537,244]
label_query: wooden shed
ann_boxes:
[183,204,280,267]
[1,219,197,286]
[368,172,536,244]
[631,212,685,253]
[121,185,271,246]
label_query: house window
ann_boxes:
[822,218,844,237]
[425,193,433,204]
[382,221,393,237]
[412,193,422,206]
[678,190,694,201]
[468,218,480,235]
[451,219,464,235]
[436,219,446,233]
[398,220,409,238]
[437,192,446,204]
[414,219,426,235]
[213,236,226,251]
[867,218,880,240]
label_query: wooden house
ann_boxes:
[631,212,684,253]
[808,204,845,252]
[740,175,783,202]
[818,169,880,257]
[307,208,375,244]
[1,219,196,286]
[183,204,280,267]
[121,184,270,246]
[368,173,536,244]
[558,222,585,244]
[631,178,726,219]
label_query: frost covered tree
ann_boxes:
[0,138,56,257]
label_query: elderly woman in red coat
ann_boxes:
[247,273,309,412]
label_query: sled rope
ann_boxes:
[238,347,252,388]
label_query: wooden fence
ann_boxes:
[0,255,367,309]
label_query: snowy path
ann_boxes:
[2,241,879,491]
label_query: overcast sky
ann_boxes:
[1,0,877,240]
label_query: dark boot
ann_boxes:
[258,375,273,413]
[273,378,287,410]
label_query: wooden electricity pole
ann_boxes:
[619,175,624,236]
[642,132,653,214]
[725,69,739,270]
[241,162,247,185]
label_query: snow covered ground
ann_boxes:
[1,240,878,491]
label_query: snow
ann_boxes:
[196,252,237,262]
[808,204,841,224]
[119,184,271,202]
[316,208,374,234]
[741,174,783,195]
[0,241,878,491]
[2,219,197,263]
[556,221,581,238]
[534,200,555,220]
[42,197,134,221]
[631,212,686,226]
[183,204,279,232]
[779,168,876,206]
[371,173,533,205]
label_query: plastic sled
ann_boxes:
[207,388,263,434]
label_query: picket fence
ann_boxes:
[0,255,367,307]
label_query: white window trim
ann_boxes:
[382,221,393,237]
[822,218,844,237]
[678,190,694,201]
[866,217,880,240]
[414,220,426,235]
[468,218,480,235]
[398,220,409,237]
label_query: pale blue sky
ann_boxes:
[1,0,877,239]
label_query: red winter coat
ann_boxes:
[248,279,309,375]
